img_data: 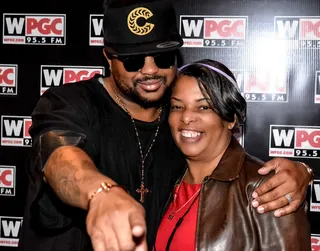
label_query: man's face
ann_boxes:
[107,51,177,108]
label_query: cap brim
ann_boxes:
[104,33,183,56]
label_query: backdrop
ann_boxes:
[0,0,319,250]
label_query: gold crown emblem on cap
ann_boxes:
[127,7,155,36]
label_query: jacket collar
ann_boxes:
[208,136,245,182]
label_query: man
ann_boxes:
[18,0,313,251]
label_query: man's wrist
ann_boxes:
[298,161,314,186]
[88,182,129,208]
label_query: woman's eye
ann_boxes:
[170,105,182,110]
[200,106,210,110]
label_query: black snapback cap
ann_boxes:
[103,0,183,56]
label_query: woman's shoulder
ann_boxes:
[240,153,274,190]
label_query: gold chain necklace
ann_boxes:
[167,187,201,220]
[112,89,162,203]
[168,170,201,220]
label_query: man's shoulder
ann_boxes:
[42,75,104,101]
[48,75,102,92]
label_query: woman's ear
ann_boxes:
[228,122,236,130]
[228,115,237,130]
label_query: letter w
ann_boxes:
[2,220,21,237]
[314,184,320,201]
[4,120,23,137]
[276,20,298,39]
[182,19,203,37]
[5,17,25,35]
[92,18,103,36]
[43,69,62,86]
[272,129,294,147]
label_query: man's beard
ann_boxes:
[113,74,172,109]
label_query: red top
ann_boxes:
[154,181,201,251]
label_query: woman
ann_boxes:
[154,59,311,251]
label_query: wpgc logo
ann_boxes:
[275,16,320,49]
[179,15,247,48]
[0,216,23,247]
[310,180,320,212]
[0,65,18,95]
[3,14,66,45]
[1,116,32,147]
[0,166,16,196]
[40,65,105,94]
[233,71,288,102]
[315,71,320,103]
[311,234,320,251]
[269,125,320,158]
[89,14,103,46]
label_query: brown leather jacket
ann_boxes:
[161,136,311,251]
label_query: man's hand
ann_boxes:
[86,187,147,251]
[42,146,146,250]
[251,158,310,217]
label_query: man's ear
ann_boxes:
[103,48,112,69]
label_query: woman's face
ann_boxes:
[169,75,234,160]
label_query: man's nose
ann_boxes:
[139,56,159,75]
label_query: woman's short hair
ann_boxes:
[177,59,246,126]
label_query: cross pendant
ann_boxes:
[136,183,149,203]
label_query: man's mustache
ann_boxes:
[134,75,166,85]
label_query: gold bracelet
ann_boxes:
[88,182,128,206]
[299,162,314,186]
